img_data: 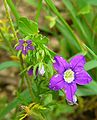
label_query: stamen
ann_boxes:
[64,69,74,83]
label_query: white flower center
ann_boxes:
[64,69,74,83]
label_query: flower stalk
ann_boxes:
[4,0,35,100]
[19,54,35,100]
[3,0,18,42]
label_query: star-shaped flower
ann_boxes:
[16,40,34,55]
[49,55,92,104]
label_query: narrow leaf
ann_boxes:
[85,60,97,71]
[0,61,20,71]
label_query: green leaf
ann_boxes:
[41,36,48,44]
[32,34,48,45]
[77,81,97,96]
[62,0,92,46]
[50,20,56,28]
[78,5,91,15]
[0,61,20,71]
[45,0,81,50]
[18,17,38,36]
[44,94,52,105]
[0,89,31,120]
[55,103,74,116]
[6,0,20,19]
[85,60,97,71]
[25,0,38,7]
[86,0,97,6]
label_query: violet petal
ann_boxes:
[70,55,86,70]
[26,40,32,45]
[22,47,28,55]
[64,82,77,102]
[28,68,33,76]
[75,70,92,85]
[27,45,34,50]
[53,56,69,74]
[49,74,65,91]
[19,40,24,45]
[16,45,23,50]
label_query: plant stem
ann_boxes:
[35,0,42,23]
[25,74,35,101]
[4,0,18,42]
[4,0,35,100]
[19,54,35,100]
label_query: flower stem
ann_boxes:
[25,74,35,101]
[19,54,35,101]
[4,0,35,101]
[3,0,18,42]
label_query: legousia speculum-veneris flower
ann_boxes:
[16,40,34,55]
[49,55,92,104]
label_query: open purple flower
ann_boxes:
[16,40,34,55]
[49,55,92,104]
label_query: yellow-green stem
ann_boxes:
[4,0,18,42]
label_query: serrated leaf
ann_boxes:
[18,17,38,36]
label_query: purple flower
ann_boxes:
[49,55,92,104]
[27,68,38,76]
[28,68,33,76]
[16,40,34,55]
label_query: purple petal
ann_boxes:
[70,55,86,70]
[64,82,77,102]
[28,68,33,76]
[68,95,78,105]
[16,45,23,50]
[73,66,84,73]
[53,56,69,74]
[22,47,28,55]
[19,40,24,45]
[27,45,34,50]
[49,74,65,91]
[26,40,32,45]
[75,70,92,85]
